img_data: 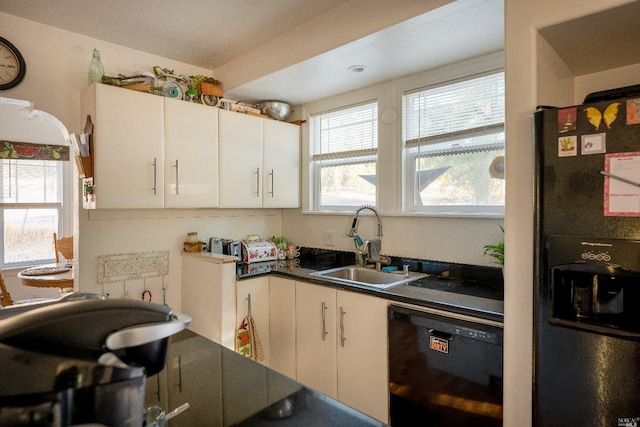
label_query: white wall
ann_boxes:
[504,1,635,426]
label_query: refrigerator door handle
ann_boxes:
[599,170,640,187]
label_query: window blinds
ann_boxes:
[311,101,378,161]
[404,72,505,155]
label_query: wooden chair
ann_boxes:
[54,233,73,263]
[0,271,14,307]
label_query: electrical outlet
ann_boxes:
[324,231,335,246]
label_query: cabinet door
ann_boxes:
[236,276,270,367]
[164,98,219,208]
[269,276,296,378]
[336,290,389,423]
[218,109,263,207]
[295,281,337,398]
[262,120,300,208]
[83,83,164,208]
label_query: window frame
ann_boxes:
[308,99,380,212]
[0,157,72,268]
[301,52,504,218]
[402,70,505,217]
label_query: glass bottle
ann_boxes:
[88,48,104,85]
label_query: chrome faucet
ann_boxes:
[347,205,391,269]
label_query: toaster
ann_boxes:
[220,239,242,259]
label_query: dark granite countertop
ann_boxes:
[151,329,388,427]
[236,248,504,324]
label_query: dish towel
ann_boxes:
[235,315,265,362]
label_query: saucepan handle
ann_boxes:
[105,312,192,350]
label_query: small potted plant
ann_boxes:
[483,225,504,265]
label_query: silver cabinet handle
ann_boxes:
[152,157,157,195]
[269,169,274,198]
[174,159,179,195]
[340,306,346,347]
[255,167,260,197]
[321,302,328,341]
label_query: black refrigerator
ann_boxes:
[534,89,640,426]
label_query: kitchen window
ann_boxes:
[309,101,378,210]
[0,158,66,268]
[403,71,505,215]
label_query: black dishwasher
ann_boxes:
[388,305,503,426]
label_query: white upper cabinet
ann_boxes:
[81,85,297,209]
[263,119,300,208]
[218,109,300,208]
[164,98,219,208]
[81,84,219,209]
[218,109,264,208]
[82,83,165,209]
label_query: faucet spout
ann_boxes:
[347,204,383,239]
[347,205,387,267]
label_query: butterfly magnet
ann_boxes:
[584,102,622,130]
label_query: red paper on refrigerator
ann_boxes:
[604,151,640,216]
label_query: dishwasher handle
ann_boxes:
[427,328,454,341]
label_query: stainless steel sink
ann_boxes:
[309,265,427,289]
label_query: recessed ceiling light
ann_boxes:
[348,65,366,73]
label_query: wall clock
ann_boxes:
[0,36,26,90]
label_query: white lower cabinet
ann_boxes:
[295,281,389,423]
[295,282,337,396]
[235,275,297,377]
[236,276,271,367]
[268,276,297,378]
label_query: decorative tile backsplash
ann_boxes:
[97,251,169,284]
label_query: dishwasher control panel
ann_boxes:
[455,325,500,345]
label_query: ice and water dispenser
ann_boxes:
[547,236,640,338]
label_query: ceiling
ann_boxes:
[538,1,640,76]
[0,0,504,106]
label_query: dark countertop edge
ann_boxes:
[270,269,504,324]
[235,247,504,322]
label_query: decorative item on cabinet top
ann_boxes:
[71,115,94,179]
[101,66,225,107]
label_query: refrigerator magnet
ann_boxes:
[558,107,577,133]
[581,133,606,155]
[584,103,621,131]
[558,135,577,157]
[626,98,640,125]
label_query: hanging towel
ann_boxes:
[235,315,265,362]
